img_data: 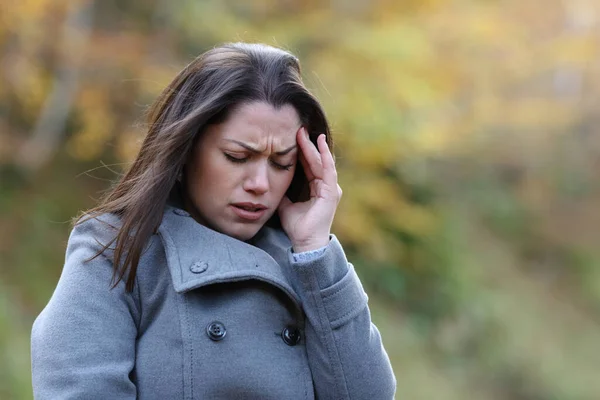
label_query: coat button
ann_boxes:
[281,326,301,346]
[206,321,226,341]
[190,261,208,274]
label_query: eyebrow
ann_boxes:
[224,139,297,156]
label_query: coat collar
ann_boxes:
[157,206,300,307]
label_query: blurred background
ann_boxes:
[2,0,600,398]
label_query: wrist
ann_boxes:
[292,237,330,253]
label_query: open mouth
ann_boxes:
[235,205,264,212]
[231,203,268,221]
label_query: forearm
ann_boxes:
[289,235,396,399]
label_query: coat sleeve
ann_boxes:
[289,235,397,400]
[31,217,139,399]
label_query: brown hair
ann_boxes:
[81,42,332,292]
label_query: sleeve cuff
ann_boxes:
[291,245,328,262]
[288,234,350,290]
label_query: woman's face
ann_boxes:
[183,101,300,241]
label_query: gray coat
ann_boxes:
[31,205,396,399]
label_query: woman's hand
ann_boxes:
[278,127,342,253]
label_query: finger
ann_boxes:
[295,128,310,178]
[298,127,324,179]
[298,150,315,182]
[317,134,337,185]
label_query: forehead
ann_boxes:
[217,102,301,144]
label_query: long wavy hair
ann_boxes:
[81,42,332,292]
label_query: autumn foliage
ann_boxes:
[2,0,600,398]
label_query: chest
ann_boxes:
[133,266,315,399]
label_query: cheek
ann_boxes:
[185,160,218,199]
[272,170,296,194]
[197,157,246,199]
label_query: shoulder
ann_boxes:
[65,212,164,299]
[73,212,122,235]
[70,211,167,265]
[68,212,123,255]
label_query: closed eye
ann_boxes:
[225,153,294,171]
[270,160,294,171]
[224,153,248,163]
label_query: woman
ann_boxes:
[31,43,396,399]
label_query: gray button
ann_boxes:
[173,209,190,217]
[190,261,208,274]
[206,321,226,341]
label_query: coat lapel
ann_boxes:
[157,206,300,307]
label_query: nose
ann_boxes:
[243,161,269,195]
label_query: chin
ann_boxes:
[220,223,262,242]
